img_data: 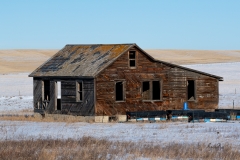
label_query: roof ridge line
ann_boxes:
[66,43,136,46]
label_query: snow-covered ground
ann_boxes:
[0,73,33,113]
[0,73,32,96]
[0,120,240,147]
[0,62,239,113]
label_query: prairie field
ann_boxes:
[0,49,240,159]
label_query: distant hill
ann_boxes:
[1,49,240,74]
[0,50,58,74]
[145,49,240,65]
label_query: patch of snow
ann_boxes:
[0,96,33,113]
[0,73,32,96]
[0,121,240,147]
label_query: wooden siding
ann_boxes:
[33,78,42,109]
[33,78,94,116]
[95,47,219,116]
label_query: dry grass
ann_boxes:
[145,49,240,65]
[0,136,239,160]
[0,114,94,123]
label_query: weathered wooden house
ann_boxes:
[29,44,223,117]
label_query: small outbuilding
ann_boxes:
[29,44,223,118]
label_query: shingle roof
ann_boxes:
[29,43,223,81]
[29,44,134,77]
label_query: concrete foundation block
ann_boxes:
[117,115,127,122]
[95,116,109,123]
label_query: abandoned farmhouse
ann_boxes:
[29,44,223,118]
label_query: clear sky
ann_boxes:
[0,0,240,50]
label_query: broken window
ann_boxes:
[142,81,161,100]
[187,80,195,101]
[129,51,136,68]
[142,81,150,100]
[115,81,125,101]
[76,81,83,102]
[42,80,50,101]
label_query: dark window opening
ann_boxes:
[43,80,50,101]
[129,51,136,67]
[129,51,135,59]
[152,81,160,100]
[142,81,150,100]
[76,81,83,102]
[116,82,124,101]
[130,60,135,67]
[57,99,61,110]
[142,81,161,100]
[187,80,195,100]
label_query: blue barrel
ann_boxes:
[183,102,189,110]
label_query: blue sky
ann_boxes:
[0,1,240,50]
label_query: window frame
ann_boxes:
[115,80,126,102]
[76,81,83,102]
[128,50,137,69]
[142,80,162,101]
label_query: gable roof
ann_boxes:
[29,43,223,81]
[29,44,134,77]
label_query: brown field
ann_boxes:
[0,50,58,74]
[1,49,240,74]
[145,49,240,65]
[0,136,239,160]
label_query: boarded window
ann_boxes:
[76,81,83,102]
[115,81,124,101]
[187,80,195,100]
[142,81,161,100]
[43,80,50,101]
[129,51,136,68]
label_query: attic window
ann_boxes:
[187,80,195,101]
[129,51,136,68]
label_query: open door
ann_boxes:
[55,81,61,110]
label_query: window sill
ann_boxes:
[115,101,125,103]
[187,100,196,102]
[143,100,163,102]
[129,67,136,69]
